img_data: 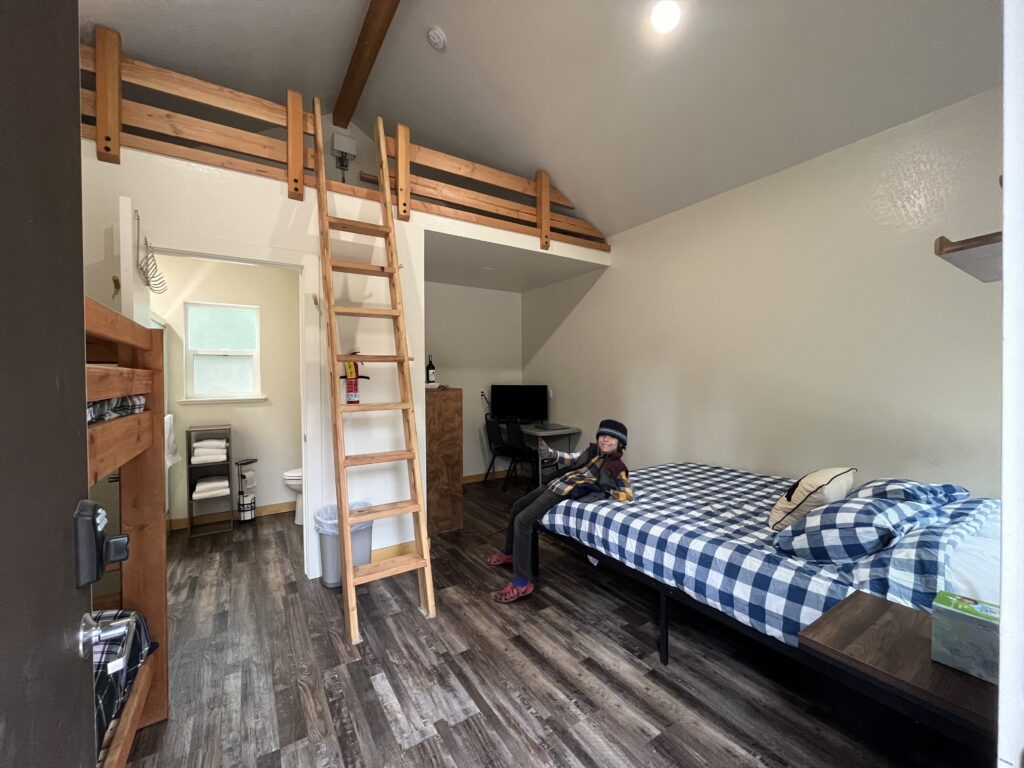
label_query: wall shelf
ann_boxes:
[934,231,1003,283]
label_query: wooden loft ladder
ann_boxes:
[312,97,435,644]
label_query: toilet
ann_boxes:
[282,467,303,525]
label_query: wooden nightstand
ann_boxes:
[799,590,996,735]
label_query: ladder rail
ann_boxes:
[373,115,436,619]
[313,97,361,643]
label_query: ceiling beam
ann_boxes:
[332,0,400,128]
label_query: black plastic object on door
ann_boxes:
[74,499,129,588]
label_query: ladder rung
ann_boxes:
[349,500,421,524]
[345,450,415,467]
[340,401,411,413]
[332,306,399,318]
[337,354,406,363]
[352,553,429,585]
[331,259,395,277]
[328,216,389,238]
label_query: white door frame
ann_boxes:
[143,235,325,578]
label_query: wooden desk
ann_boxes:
[520,423,581,487]
[799,591,996,734]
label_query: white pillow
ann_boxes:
[768,467,857,532]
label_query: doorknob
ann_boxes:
[78,612,137,674]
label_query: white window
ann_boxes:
[184,302,261,400]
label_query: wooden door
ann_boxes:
[0,1,97,765]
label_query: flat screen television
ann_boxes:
[490,385,549,423]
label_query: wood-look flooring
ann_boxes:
[127,482,992,767]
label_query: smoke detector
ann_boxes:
[427,26,446,52]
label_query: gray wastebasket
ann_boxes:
[315,503,372,588]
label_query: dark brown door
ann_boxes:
[0,1,96,765]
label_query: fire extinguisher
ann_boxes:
[342,356,370,404]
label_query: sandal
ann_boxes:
[493,581,535,603]
[486,551,514,566]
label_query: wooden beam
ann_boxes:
[100,659,154,768]
[536,169,551,250]
[362,169,606,240]
[86,364,153,401]
[84,297,152,349]
[286,90,304,200]
[81,122,379,201]
[87,413,153,486]
[81,44,316,134]
[94,26,122,164]
[120,329,168,727]
[82,89,316,169]
[332,0,401,128]
[385,136,575,209]
[395,122,411,221]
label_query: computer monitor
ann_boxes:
[490,385,549,423]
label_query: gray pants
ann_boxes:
[502,486,564,580]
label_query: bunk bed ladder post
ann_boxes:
[312,99,436,645]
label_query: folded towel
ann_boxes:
[194,439,228,449]
[191,454,226,465]
[193,446,228,457]
[195,477,229,493]
[192,488,231,501]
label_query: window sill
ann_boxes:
[178,396,268,405]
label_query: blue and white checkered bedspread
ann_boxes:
[541,462,999,646]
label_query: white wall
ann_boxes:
[425,281,523,476]
[80,138,604,576]
[150,256,301,521]
[525,88,1003,497]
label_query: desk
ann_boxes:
[520,424,582,487]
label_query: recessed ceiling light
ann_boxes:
[427,26,447,52]
[650,1,681,34]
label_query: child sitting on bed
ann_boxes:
[486,419,633,604]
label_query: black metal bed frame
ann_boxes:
[529,524,994,743]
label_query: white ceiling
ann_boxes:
[79,1,1002,236]
[424,232,605,293]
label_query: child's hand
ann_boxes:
[538,438,549,452]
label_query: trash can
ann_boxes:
[315,503,373,588]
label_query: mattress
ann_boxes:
[541,462,999,646]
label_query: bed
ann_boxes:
[538,462,1000,650]
[85,297,168,766]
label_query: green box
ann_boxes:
[931,591,999,684]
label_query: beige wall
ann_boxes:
[151,256,302,521]
[425,281,523,476]
[524,88,1003,496]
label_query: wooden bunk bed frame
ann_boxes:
[85,297,168,767]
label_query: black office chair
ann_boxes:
[504,422,540,491]
[483,417,520,486]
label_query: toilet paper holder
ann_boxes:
[235,458,258,522]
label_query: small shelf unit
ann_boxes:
[185,424,233,537]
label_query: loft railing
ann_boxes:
[78,26,609,252]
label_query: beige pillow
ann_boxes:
[769,467,857,531]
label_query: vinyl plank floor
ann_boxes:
[129,483,992,767]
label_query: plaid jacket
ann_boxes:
[543,443,633,502]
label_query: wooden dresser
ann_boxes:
[425,387,463,533]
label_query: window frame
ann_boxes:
[183,301,262,401]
